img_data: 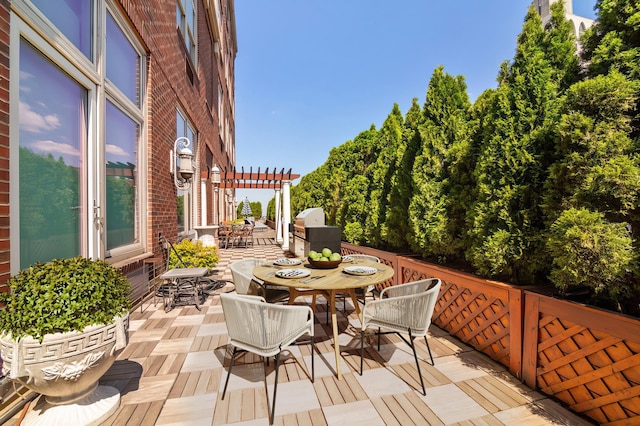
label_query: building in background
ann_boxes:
[535,0,595,38]
[0,0,237,281]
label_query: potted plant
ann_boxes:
[0,256,131,425]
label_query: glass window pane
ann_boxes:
[19,39,85,268]
[105,101,139,251]
[31,0,92,59]
[187,0,195,33]
[176,2,183,32]
[106,11,139,105]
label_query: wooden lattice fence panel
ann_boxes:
[398,257,523,378]
[523,292,640,425]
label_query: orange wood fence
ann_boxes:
[523,292,640,425]
[341,242,640,425]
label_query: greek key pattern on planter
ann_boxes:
[41,351,105,381]
[21,323,117,364]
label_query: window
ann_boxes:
[18,41,86,268]
[30,0,93,59]
[176,109,197,234]
[105,101,139,251]
[176,0,197,64]
[106,11,140,106]
[11,1,146,271]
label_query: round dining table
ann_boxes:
[253,258,394,379]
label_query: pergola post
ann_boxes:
[281,181,291,251]
[275,188,282,243]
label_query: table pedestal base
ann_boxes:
[288,288,361,380]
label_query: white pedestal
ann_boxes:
[23,385,120,426]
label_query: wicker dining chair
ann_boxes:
[359,278,442,395]
[220,293,315,425]
[229,258,289,303]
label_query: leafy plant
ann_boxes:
[168,239,219,269]
[546,208,635,297]
[0,256,131,342]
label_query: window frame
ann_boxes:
[176,0,197,66]
[9,0,148,272]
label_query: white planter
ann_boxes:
[0,314,129,425]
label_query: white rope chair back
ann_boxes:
[349,254,380,263]
[382,278,439,298]
[229,258,262,295]
[363,279,442,338]
[220,293,313,357]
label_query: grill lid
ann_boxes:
[294,208,325,227]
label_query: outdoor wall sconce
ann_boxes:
[170,137,194,191]
[211,164,221,185]
[212,164,221,223]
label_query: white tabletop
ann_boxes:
[160,267,209,280]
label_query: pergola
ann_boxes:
[217,166,300,189]
[203,166,300,249]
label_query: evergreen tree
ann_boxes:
[408,66,471,261]
[581,0,640,81]
[364,105,403,247]
[543,71,640,308]
[581,0,640,137]
[467,4,577,283]
[384,98,424,250]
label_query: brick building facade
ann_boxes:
[0,0,236,282]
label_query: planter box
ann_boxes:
[342,241,640,425]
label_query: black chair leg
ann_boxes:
[360,330,365,375]
[270,352,281,425]
[326,299,329,325]
[311,337,315,382]
[221,346,237,399]
[409,329,426,395]
[424,336,434,365]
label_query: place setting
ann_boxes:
[342,265,377,276]
[274,268,311,279]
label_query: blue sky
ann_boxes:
[233,1,597,216]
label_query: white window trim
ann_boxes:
[9,1,149,271]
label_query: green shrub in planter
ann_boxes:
[168,239,219,269]
[0,256,131,342]
[546,208,635,299]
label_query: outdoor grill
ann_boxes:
[289,208,341,258]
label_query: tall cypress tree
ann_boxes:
[581,0,640,137]
[408,66,471,260]
[364,105,403,247]
[466,4,577,283]
[581,0,640,81]
[384,98,424,250]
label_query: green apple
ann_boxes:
[330,253,342,261]
[308,250,319,259]
[321,248,333,258]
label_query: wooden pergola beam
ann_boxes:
[217,166,300,189]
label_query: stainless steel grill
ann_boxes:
[289,208,340,257]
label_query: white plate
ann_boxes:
[342,255,354,263]
[343,266,377,276]
[275,268,311,279]
[274,258,302,266]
